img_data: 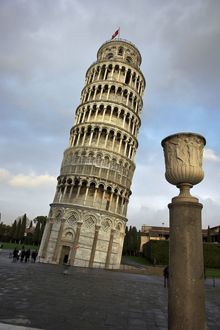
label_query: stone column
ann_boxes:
[96,130,101,146]
[161,132,206,330]
[105,229,116,269]
[88,107,92,121]
[168,197,205,329]
[52,218,65,262]
[88,130,94,145]
[70,222,83,266]
[68,185,73,202]
[38,219,53,260]
[92,187,98,207]
[83,185,89,205]
[89,225,101,267]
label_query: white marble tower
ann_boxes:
[38,38,145,269]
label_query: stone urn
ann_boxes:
[161,132,206,199]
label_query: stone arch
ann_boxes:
[101,218,112,232]
[103,155,110,168]
[96,153,102,166]
[54,208,63,222]
[116,221,123,232]
[62,227,75,241]
[106,53,113,60]
[118,47,123,56]
[126,56,132,64]
[96,183,104,208]
[87,181,96,206]
[83,214,97,229]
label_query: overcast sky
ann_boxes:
[0,0,220,229]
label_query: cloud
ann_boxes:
[9,173,56,188]
[204,149,220,163]
[0,168,10,181]
[0,168,56,188]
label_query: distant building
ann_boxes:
[140,224,220,252]
[202,225,220,243]
[140,225,169,252]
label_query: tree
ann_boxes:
[122,226,140,256]
[33,216,47,245]
[123,226,129,255]
[33,221,41,245]
[19,214,27,243]
[10,220,17,242]
[0,222,11,242]
[207,226,212,243]
[14,219,22,243]
[217,226,220,243]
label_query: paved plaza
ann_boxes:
[0,251,219,330]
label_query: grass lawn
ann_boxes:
[0,242,39,251]
[206,268,220,278]
[123,255,152,265]
[123,256,220,278]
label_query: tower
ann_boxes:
[38,38,145,269]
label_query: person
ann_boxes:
[12,247,18,262]
[25,248,30,263]
[31,250,38,263]
[18,249,21,261]
[20,248,26,262]
[163,265,169,288]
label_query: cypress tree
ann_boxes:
[122,226,129,255]
[10,220,17,241]
[33,221,41,245]
[19,214,27,242]
[207,226,212,243]
[14,219,21,243]
[0,222,4,240]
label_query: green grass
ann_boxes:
[206,268,220,278]
[0,242,39,250]
[124,256,220,278]
[123,255,152,265]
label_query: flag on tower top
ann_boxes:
[111,28,120,40]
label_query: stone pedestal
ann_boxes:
[161,132,207,329]
[168,197,206,330]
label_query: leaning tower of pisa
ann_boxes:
[38,38,145,269]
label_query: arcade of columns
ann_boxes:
[38,38,145,269]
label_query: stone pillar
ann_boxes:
[68,185,73,201]
[70,222,83,266]
[161,132,206,330]
[83,185,89,205]
[168,198,205,330]
[52,218,65,262]
[105,229,116,269]
[38,219,53,260]
[89,225,101,267]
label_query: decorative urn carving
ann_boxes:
[161,132,206,198]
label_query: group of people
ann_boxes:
[12,247,38,263]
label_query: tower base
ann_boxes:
[38,204,126,269]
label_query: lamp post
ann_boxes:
[161,132,206,330]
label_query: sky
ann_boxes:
[0,0,220,229]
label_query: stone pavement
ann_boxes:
[0,251,219,330]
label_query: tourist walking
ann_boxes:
[163,265,169,288]
[31,250,38,263]
[25,249,30,263]
[20,248,26,262]
[12,247,18,262]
